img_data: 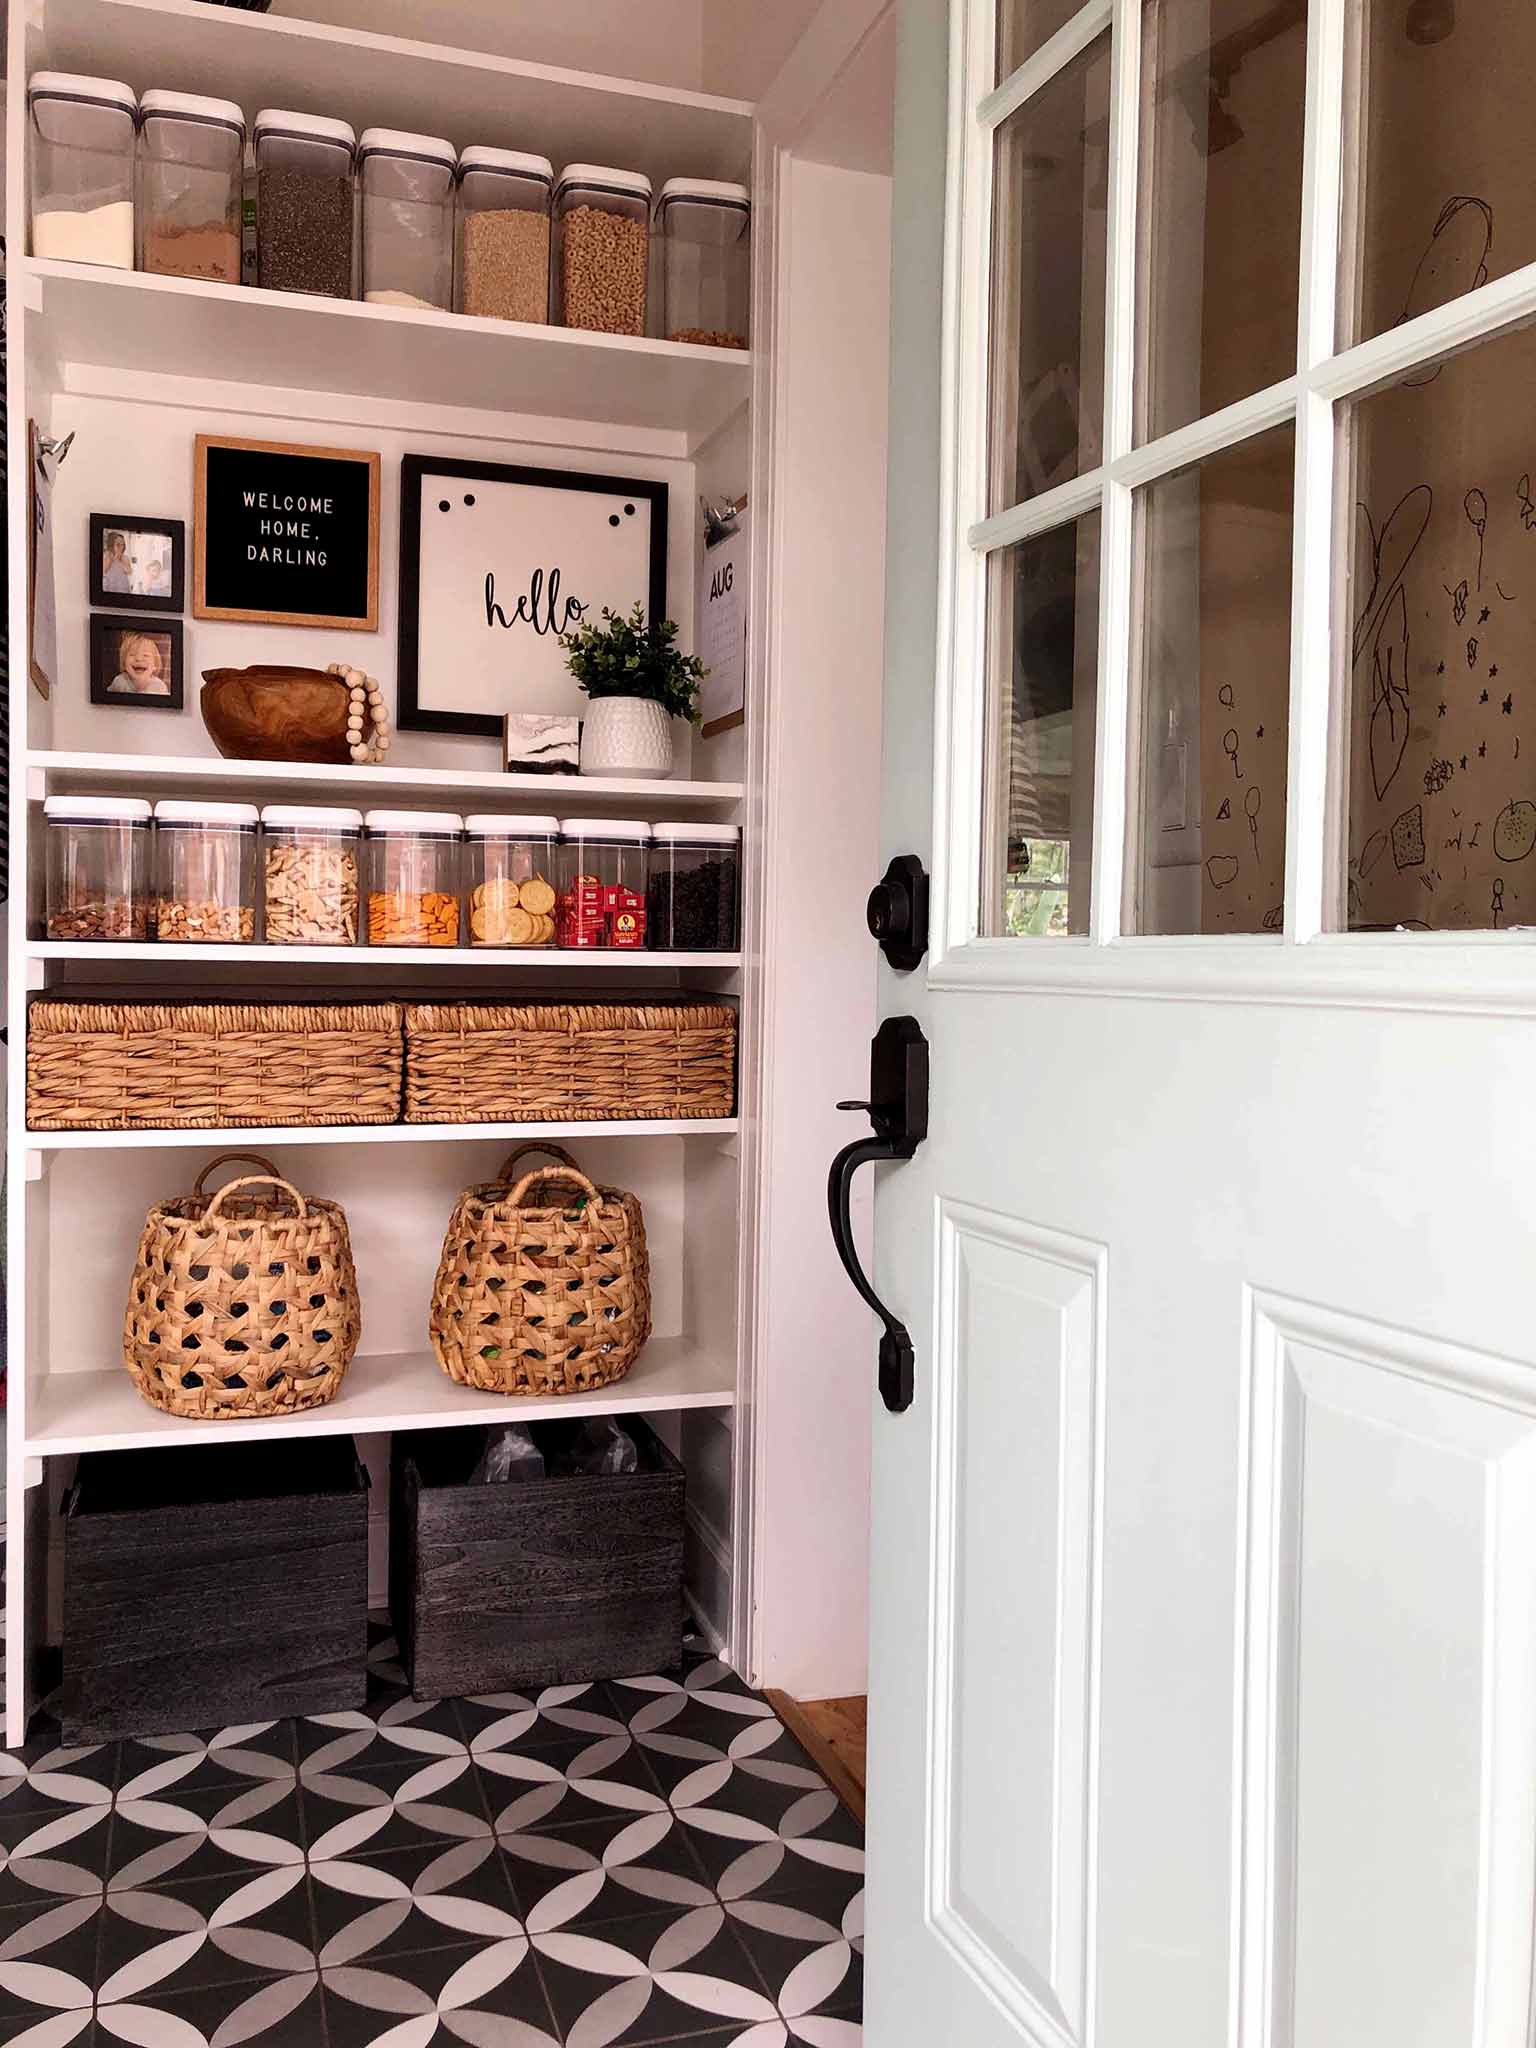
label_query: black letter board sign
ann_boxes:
[194,434,381,631]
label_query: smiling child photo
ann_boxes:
[90,614,184,711]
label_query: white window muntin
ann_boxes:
[935,0,1536,992]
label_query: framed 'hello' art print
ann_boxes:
[396,455,668,738]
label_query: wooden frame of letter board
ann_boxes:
[193,434,382,630]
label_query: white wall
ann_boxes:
[46,388,695,777]
[275,0,705,93]
[752,155,891,1700]
[701,2,827,101]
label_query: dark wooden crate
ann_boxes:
[62,1436,369,1743]
[390,1419,685,1699]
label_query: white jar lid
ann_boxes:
[649,821,740,845]
[555,164,652,201]
[155,799,260,826]
[460,145,553,182]
[140,89,246,135]
[560,816,652,842]
[463,814,560,836]
[658,178,751,209]
[44,794,152,823]
[29,72,137,116]
[365,809,463,834]
[358,127,456,169]
[255,109,357,151]
[261,804,363,829]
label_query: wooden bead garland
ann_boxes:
[327,663,392,764]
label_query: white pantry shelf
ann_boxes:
[27,751,744,811]
[40,0,755,192]
[24,1335,735,1458]
[31,1117,739,1151]
[27,941,741,969]
[29,262,753,442]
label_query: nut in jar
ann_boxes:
[157,899,257,943]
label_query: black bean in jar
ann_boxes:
[647,850,739,951]
[258,166,354,296]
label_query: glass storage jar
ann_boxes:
[139,89,244,284]
[359,127,455,311]
[553,165,651,335]
[261,805,362,946]
[458,147,552,323]
[657,179,750,348]
[464,816,559,947]
[365,811,462,946]
[557,817,650,949]
[647,822,740,951]
[29,72,137,268]
[154,800,259,943]
[255,109,356,298]
[44,794,152,941]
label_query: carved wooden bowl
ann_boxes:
[201,666,352,764]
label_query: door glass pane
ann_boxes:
[1342,0,1534,351]
[988,34,1110,511]
[983,513,1101,937]
[1129,426,1295,933]
[998,0,1091,78]
[1342,323,1536,933]
[1135,0,1306,443]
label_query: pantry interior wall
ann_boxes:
[5,0,899,1725]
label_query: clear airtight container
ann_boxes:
[154,800,259,943]
[365,811,462,947]
[557,817,651,949]
[44,795,152,941]
[255,109,356,299]
[553,165,651,335]
[458,148,552,323]
[465,816,559,947]
[359,128,456,311]
[647,822,741,951]
[29,72,138,269]
[139,90,244,284]
[261,805,362,946]
[658,180,751,348]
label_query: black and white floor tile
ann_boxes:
[0,1620,864,2046]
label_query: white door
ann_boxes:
[863,2,1536,2044]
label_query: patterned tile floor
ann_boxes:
[0,1620,864,2047]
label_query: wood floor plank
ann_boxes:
[767,1690,867,1824]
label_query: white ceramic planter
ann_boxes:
[580,696,675,779]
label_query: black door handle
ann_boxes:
[827,1016,928,1414]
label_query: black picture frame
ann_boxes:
[90,513,185,613]
[194,435,381,631]
[397,454,669,739]
[90,614,184,711]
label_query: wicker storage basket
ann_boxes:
[429,1143,651,1397]
[124,1153,361,1421]
[404,1000,736,1124]
[27,1001,403,1130]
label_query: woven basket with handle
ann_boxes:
[123,1153,361,1421]
[429,1143,651,1397]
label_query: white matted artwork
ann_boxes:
[398,456,669,738]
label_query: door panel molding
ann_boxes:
[1236,1290,1536,2048]
[927,1200,1106,2047]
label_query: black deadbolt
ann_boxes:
[867,855,929,972]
